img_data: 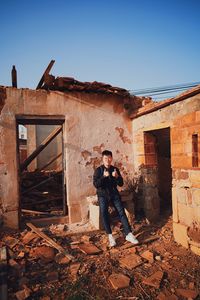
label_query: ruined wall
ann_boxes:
[0,87,134,227]
[132,94,200,255]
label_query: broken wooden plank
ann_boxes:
[36,60,55,89]
[20,125,62,172]
[22,176,55,195]
[26,223,73,261]
[138,236,160,245]
[22,196,62,206]
[37,152,62,171]
[0,247,8,300]
[21,209,51,215]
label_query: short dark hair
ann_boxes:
[102,150,112,157]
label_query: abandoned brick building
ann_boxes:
[0,71,200,257]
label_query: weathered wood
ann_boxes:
[26,223,73,261]
[0,247,8,300]
[21,209,51,215]
[37,152,62,171]
[36,60,55,89]
[22,175,55,195]
[20,125,62,172]
[22,196,62,206]
[27,215,69,227]
[11,65,17,88]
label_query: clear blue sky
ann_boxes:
[1,0,200,95]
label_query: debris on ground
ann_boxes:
[0,213,200,299]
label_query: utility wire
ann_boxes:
[139,87,190,97]
[129,81,200,96]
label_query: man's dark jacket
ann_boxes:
[93,165,123,197]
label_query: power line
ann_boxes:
[139,87,190,97]
[129,81,200,96]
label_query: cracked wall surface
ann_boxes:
[0,87,134,227]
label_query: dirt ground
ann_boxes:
[1,212,200,300]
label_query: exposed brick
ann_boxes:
[190,171,200,187]
[184,142,192,154]
[180,112,196,127]
[173,222,189,249]
[196,111,200,122]
[171,155,191,169]
[171,143,184,155]
[171,129,184,143]
[176,170,189,180]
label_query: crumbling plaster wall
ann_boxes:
[0,87,134,228]
[132,94,200,255]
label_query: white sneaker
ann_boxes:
[125,232,139,245]
[108,234,116,247]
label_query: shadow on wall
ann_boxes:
[119,164,172,223]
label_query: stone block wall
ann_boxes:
[171,111,200,253]
[132,94,200,255]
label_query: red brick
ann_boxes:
[119,253,144,269]
[196,111,200,122]
[176,170,189,180]
[181,113,196,127]
[171,155,191,169]
[171,143,184,155]
[176,288,199,299]
[143,271,164,289]
[108,273,130,290]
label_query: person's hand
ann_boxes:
[103,170,109,177]
[112,169,118,178]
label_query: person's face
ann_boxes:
[102,155,113,168]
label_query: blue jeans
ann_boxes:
[98,193,131,235]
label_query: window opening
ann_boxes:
[192,134,198,167]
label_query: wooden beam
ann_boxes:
[0,247,7,300]
[36,60,55,89]
[20,125,62,172]
[26,223,73,261]
[37,153,62,171]
[22,196,62,206]
[11,65,17,88]
[21,209,51,215]
[22,176,55,195]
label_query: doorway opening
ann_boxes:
[144,127,172,216]
[16,115,67,226]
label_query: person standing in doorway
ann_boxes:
[93,150,138,247]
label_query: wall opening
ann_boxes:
[192,134,198,167]
[16,115,67,226]
[144,127,172,216]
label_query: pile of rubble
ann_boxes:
[0,215,200,299]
